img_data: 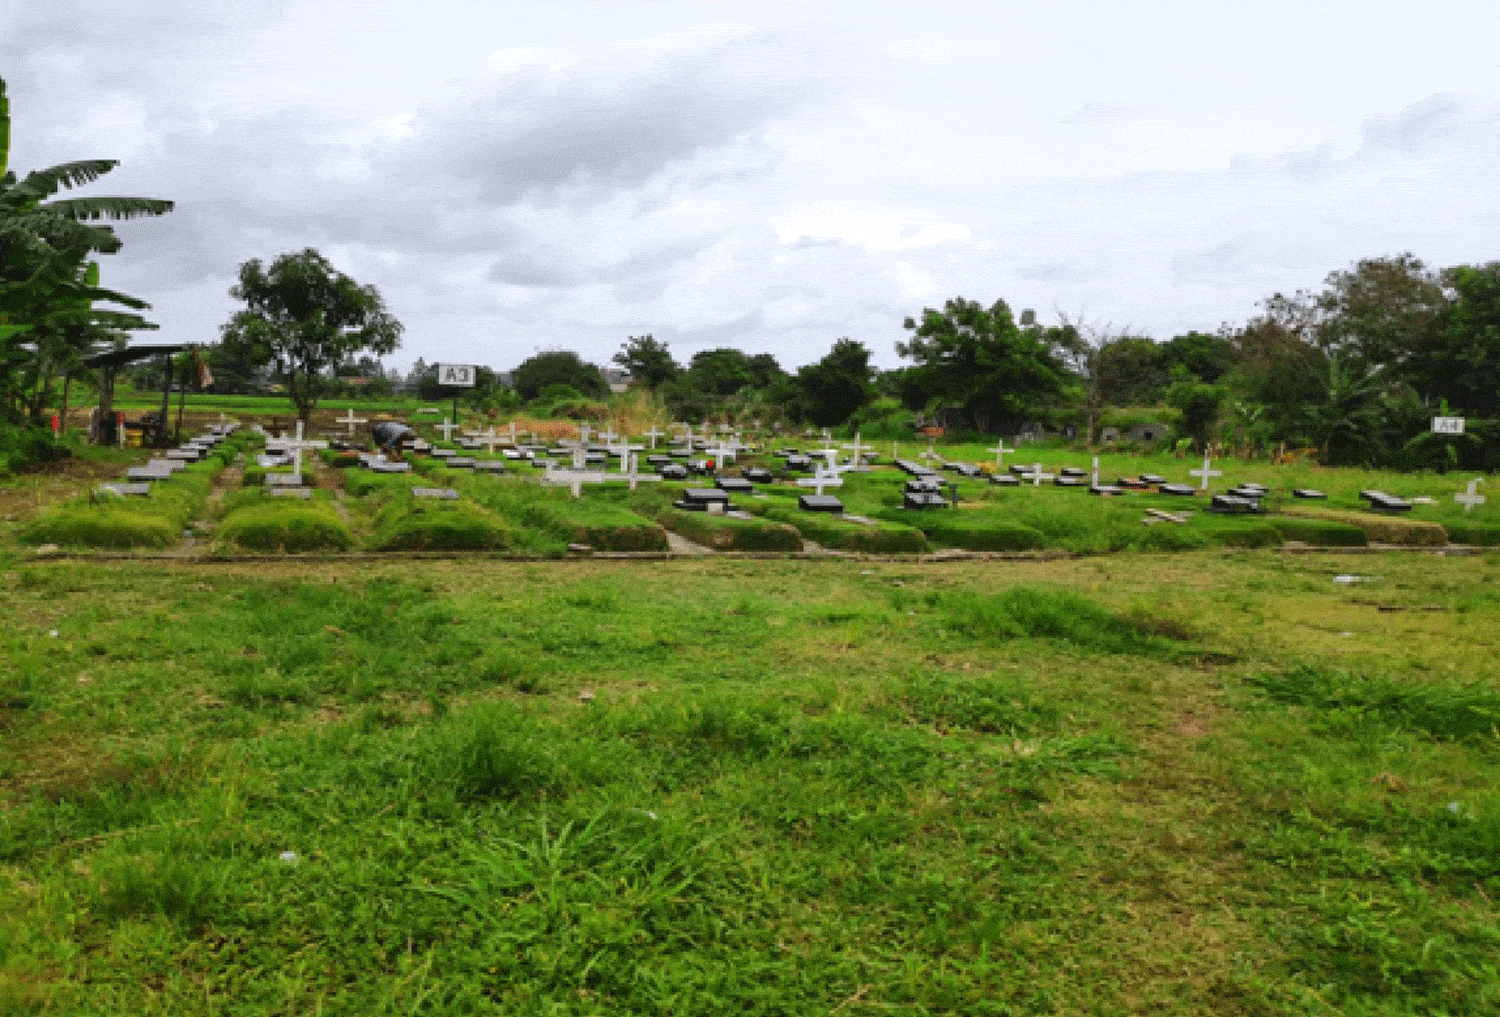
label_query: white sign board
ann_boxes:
[1432,416,1465,434]
[435,363,477,388]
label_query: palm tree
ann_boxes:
[0,76,173,424]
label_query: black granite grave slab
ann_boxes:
[1060,466,1087,477]
[1292,488,1327,499]
[784,455,812,471]
[1089,485,1124,496]
[1227,486,1266,498]
[905,478,943,493]
[904,491,949,509]
[716,477,754,494]
[1158,483,1197,496]
[1209,494,1263,514]
[1117,478,1152,489]
[743,467,774,483]
[646,455,671,466]
[126,466,174,481]
[445,458,477,469]
[1009,463,1033,475]
[953,464,983,477]
[472,460,509,472]
[370,462,413,473]
[98,482,151,497]
[430,448,458,459]
[989,473,1020,486]
[1359,490,1411,513]
[659,464,689,480]
[1140,473,1167,484]
[799,494,844,513]
[1053,477,1086,487]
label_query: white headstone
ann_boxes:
[1091,455,1100,487]
[643,425,664,449]
[436,417,459,441]
[1029,463,1054,487]
[621,453,664,491]
[988,440,1014,468]
[337,407,368,437]
[797,468,845,497]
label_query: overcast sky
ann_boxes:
[6,0,1499,375]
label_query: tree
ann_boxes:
[511,350,606,401]
[0,76,173,425]
[896,297,1069,433]
[613,334,679,389]
[1429,263,1500,417]
[791,338,874,427]
[220,249,402,424]
[1160,331,1235,384]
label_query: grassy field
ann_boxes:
[2,549,1498,1015]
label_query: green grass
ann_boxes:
[1,553,1497,1013]
[659,507,804,550]
[215,494,354,552]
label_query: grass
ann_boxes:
[0,552,1497,1014]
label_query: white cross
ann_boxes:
[337,407,367,437]
[571,446,588,470]
[703,440,738,467]
[643,426,664,449]
[620,454,664,492]
[842,431,870,465]
[1029,462,1054,487]
[1091,456,1100,487]
[1455,478,1486,514]
[436,417,459,441]
[1189,455,1221,491]
[607,437,644,470]
[892,442,899,461]
[675,424,694,454]
[577,421,592,445]
[988,440,1014,468]
[473,428,506,455]
[797,468,845,497]
[919,436,941,462]
[542,461,606,498]
[507,421,517,444]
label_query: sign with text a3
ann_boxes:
[435,364,477,388]
[1431,416,1466,435]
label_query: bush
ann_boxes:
[661,509,803,551]
[0,425,70,475]
[1442,522,1500,546]
[1267,516,1369,547]
[217,500,353,552]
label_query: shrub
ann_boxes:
[0,425,70,475]
[1441,522,1500,546]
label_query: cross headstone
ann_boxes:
[841,432,870,466]
[676,424,695,454]
[1189,455,1222,491]
[507,421,518,444]
[620,453,664,491]
[1029,462,1054,488]
[577,421,593,445]
[541,460,607,498]
[607,436,645,470]
[1455,478,1486,515]
[797,467,845,497]
[473,428,506,455]
[436,417,459,442]
[643,425,664,449]
[919,436,941,463]
[1091,456,1100,487]
[337,407,368,437]
[988,440,1014,468]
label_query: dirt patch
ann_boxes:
[0,457,138,527]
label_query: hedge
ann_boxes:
[1441,522,1500,546]
[1266,515,1369,547]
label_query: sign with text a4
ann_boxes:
[1431,416,1465,435]
[436,364,477,388]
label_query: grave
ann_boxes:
[952,463,983,478]
[336,408,368,437]
[1455,479,1486,515]
[784,455,813,471]
[270,487,313,500]
[472,460,509,473]
[1116,478,1152,490]
[1227,485,1267,499]
[126,465,175,481]
[430,448,458,459]
[445,458,477,469]
[1359,490,1412,513]
[674,487,734,513]
[989,473,1020,486]
[413,488,460,500]
[905,478,943,493]
[659,464,689,480]
[715,477,755,495]
[264,473,305,488]
[617,454,664,492]
[98,482,152,497]
[743,467,774,483]
[1026,464,1055,487]
[1159,484,1197,496]
[164,447,203,461]
[1089,485,1124,496]
[147,458,187,473]
[1053,476,1087,487]
[1292,488,1327,499]
[1059,466,1087,478]
[1209,494,1263,514]
[370,462,413,473]
[1189,456,1221,491]
[1140,473,1167,485]
[904,490,949,510]
[796,469,845,497]
[799,494,845,513]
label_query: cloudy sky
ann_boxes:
[6,0,1499,375]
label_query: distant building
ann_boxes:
[601,367,630,394]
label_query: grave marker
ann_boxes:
[643,425,664,449]
[796,468,845,497]
[436,417,459,442]
[336,408,367,437]
[987,440,1014,469]
[1455,478,1486,515]
[620,454,664,491]
[1189,455,1221,491]
[1028,463,1055,487]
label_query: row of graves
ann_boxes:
[99,421,240,499]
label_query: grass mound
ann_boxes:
[216,498,353,552]
[19,503,179,548]
[660,509,803,551]
[368,499,512,551]
[885,510,1044,552]
[1442,521,1500,546]
[760,505,930,552]
[1266,515,1369,546]
[464,478,667,551]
